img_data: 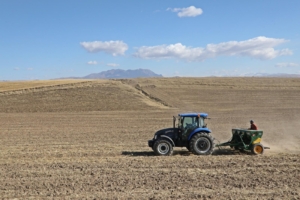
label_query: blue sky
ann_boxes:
[1,0,300,80]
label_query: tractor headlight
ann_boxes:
[154,135,157,140]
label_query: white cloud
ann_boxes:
[87,61,98,65]
[167,6,203,17]
[80,40,128,56]
[275,62,298,67]
[133,36,292,61]
[106,63,120,67]
[14,67,20,70]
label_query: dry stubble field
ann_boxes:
[0,77,299,199]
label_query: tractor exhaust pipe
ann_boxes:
[173,116,176,128]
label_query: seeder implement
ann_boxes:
[216,129,270,155]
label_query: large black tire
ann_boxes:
[189,132,214,155]
[251,143,264,155]
[153,139,173,156]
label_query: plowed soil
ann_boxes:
[0,78,299,199]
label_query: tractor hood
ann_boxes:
[154,128,178,138]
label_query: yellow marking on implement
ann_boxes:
[253,138,261,144]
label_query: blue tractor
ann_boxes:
[148,113,215,156]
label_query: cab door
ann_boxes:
[181,116,199,141]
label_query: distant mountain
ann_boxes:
[244,73,300,78]
[83,69,163,79]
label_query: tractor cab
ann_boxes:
[174,113,208,140]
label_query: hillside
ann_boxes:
[1,77,300,151]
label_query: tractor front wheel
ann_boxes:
[190,132,214,155]
[153,139,173,156]
[251,143,264,155]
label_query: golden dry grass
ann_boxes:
[0,79,96,92]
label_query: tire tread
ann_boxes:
[189,132,215,155]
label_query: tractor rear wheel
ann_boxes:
[153,139,173,156]
[251,143,264,155]
[189,132,214,155]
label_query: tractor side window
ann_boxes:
[182,117,198,140]
[183,117,199,129]
[183,117,193,129]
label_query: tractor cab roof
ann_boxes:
[178,113,208,118]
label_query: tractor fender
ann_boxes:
[159,135,175,146]
[188,128,211,141]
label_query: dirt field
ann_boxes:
[0,78,299,199]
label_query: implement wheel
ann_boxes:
[251,143,264,155]
[189,132,214,155]
[153,139,173,156]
